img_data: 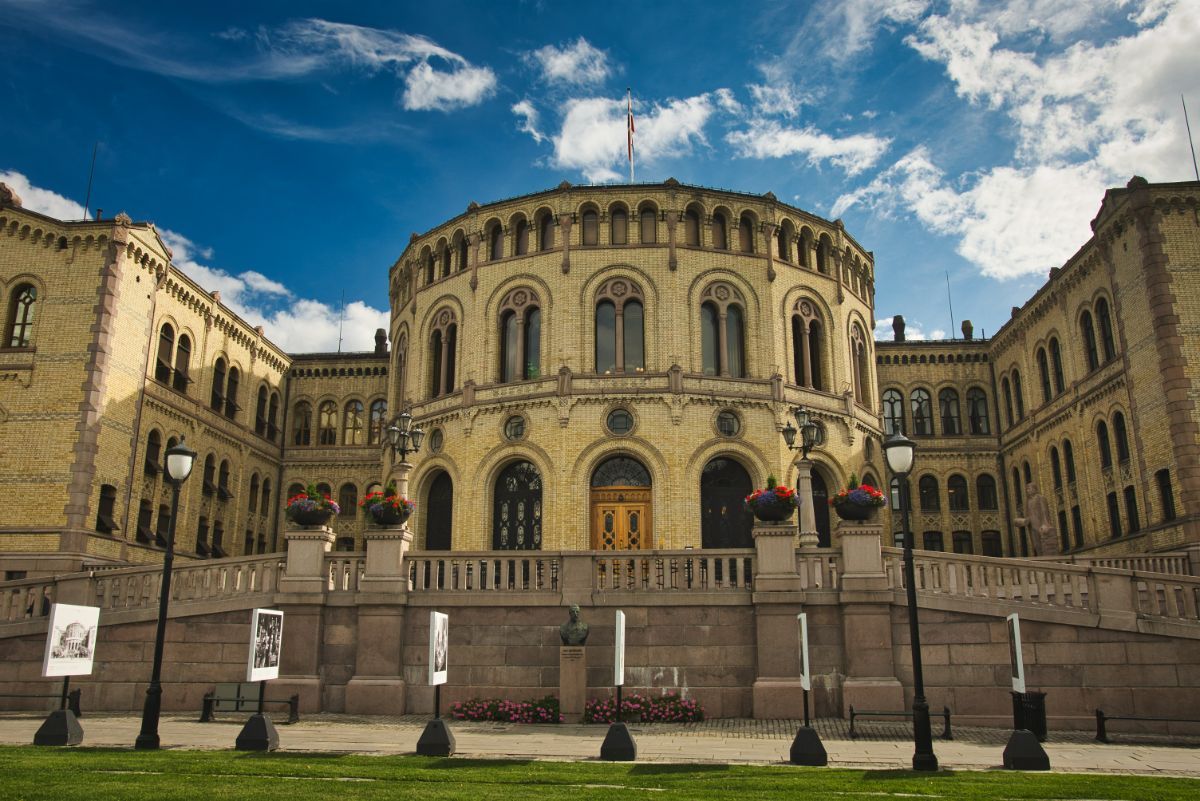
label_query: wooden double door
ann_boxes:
[590,487,652,550]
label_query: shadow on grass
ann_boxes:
[419,758,535,769]
[627,763,730,776]
[860,769,960,780]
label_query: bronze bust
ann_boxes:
[559,603,589,645]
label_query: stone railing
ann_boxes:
[592,549,754,592]
[796,550,840,590]
[326,553,365,593]
[407,551,560,592]
[1132,571,1200,621]
[92,554,285,612]
[1033,550,1196,576]
[0,576,56,622]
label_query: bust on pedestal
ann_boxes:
[558,604,589,723]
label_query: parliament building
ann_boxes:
[1,176,1197,578]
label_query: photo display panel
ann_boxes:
[42,603,100,678]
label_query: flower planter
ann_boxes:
[751,503,796,523]
[288,509,334,527]
[832,503,877,522]
[368,505,412,527]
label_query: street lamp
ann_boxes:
[135,437,196,750]
[385,410,425,499]
[882,431,938,772]
[781,407,824,548]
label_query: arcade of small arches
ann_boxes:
[290,397,389,448]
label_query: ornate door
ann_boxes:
[590,488,652,550]
[492,461,542,550]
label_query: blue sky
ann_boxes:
[2,0,1197,352]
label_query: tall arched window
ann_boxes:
[700,303,718,376]
[224,366,240,419]
[145,429,163,476]
[712,212,728,250]
[368,399,387,445]
[1096,297,1116,361]
[798,229,812,268]
[429,308,458,397]
[595,278,644,373]
[202,454,217,495]
[816,235,830,274]
[267,392,279,440]
[513,219,529,256]
[700,457,753,548]
[976,474,998,510]
[581,209,598,246]
[318,401,337,445]
[639,206,657,243]
[538,212,555,250]
[1049,337,1065,394]
[1012,369,1025,419]
[918,475,940,511]
[684,207,701,246]
[217,459,233,500]
[947,474,969,511]
[293,401,312,446]
[1002,377,1014,429]
[211,358,226,411]
[338,483,357,516]
[255,386,268,436]
[910,388,933,436]
[850,324,868,404]
[699,283,746,378]
[1050,446,1062,489]
[172,334,191,393]
[155,323,175,384]
[1097,420,1112,469]
[939,389,961,435]
[260,479,271,516]
[1037,347,1051,404]
[343,400,364,445]
[423,249,435,285]
[248,474,260,512]
[1113,411,1130,463]
[488,222,503,261]
[776,224,791,261]
[610,206,628,245]
[738,214,754,252]
[7,284,37,347]
[457,235,469,272]
[791,300,824,390]
[95,483,118,534]
[966,387,990,434]
[1081,310,1099,371]
[498,288,541,382]
[425,471,454,550]
[1064,439,1077,483]
[439,241,452,278]
[882,389,904,435]
[493,461,542,550]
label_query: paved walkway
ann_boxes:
[1,713,1198,777]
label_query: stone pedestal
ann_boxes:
[360,526,413,594]
[559,646,586,723]
[837,519,905,714]
[752,523,802,592]
[278,526,335,595]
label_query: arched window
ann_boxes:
[947,474,969,511]
[457,235,469,271]
[918,475,940,511]
[217,460,233,501]
[1037,347,1051,404]
[1097,420,1112,469]
[639,206,657,243]
[776,225,791,261]
[172,334,191,393]
[581,209,598,246]
[1049,337,1065,394]
[791,300,824,390]
[1013,468,1024,509]
[288,482,305,501]
[318,401,337,445]
[882,389,904,435]
[1081,311,1099,371]
[338,483,357,516]
[939,389,961,435]
[343,400,364,445]
[966,387,990,434]
[423,249,435,285]
[95,483,118,534]
[155,323,174,384]
[910,388,933,436]
[699,283,746,378]
[816,235,830,274]
[425,471,454,550]
[976,474,998,510]
[144,429,163,476]
[538,212,555,250]
[488,223,503,261]
[890,476,904,512]
[850,324,868,404]
[439,242,452,278]
[684,207,701,246]
[1050,447,1062,489]
[293,401,312,446]
[700,457,753,548]
[316,482,332,503]
[211,358,226,411]
[1002,377,1014,429]
[498,288,541,382]
[610,207,628,245]
[7,284,37,347]
[1113,411,1130,463]
[1064,439,1077,483]
[267,392,280,441]
[261,479,271,516]
[1096,297,1116,361]
[952,531,973,554]
[202,454,217,496]
[248,474,260,511]
[1012,369,1025,419]
[738,214,754,252]
[798,229,812,268]
[493,461,542,550]
[712,212,728,250]
[923,532,945,551]
[429,308,458,397]
[368,399,387,445]
[513,219,529,256]
[224,366,240,419]
[1156,469,1176,522]
[595,278,644,374]
[255,386,268,436]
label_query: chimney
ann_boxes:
[892,315,906,342]
[961,320,973,340]
[374,328,387,355]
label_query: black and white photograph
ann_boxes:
[247,608,284,682]
[41,603,100,678]
[428,611,448,686]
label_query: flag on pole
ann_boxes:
[627,88,635,183]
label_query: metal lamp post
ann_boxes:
[883,431,938,771]
[135,437,196,750]
[782,406,824,548]
[385,410,425,500]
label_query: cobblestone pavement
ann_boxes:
[1,713,1197,778]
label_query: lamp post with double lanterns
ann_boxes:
[781,406,825,548]
[135,437,197,750]
[385,410,425,501]
[882,431,938,772]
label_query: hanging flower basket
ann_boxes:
[829,474,886,522]
[832,503,877,522]
[285,484,340,527]
[360,482,416,527]
[744,478,799,523]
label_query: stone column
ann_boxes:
[751,520,807,718]
[837,518,904,714]
[278,525,334,595]
[275,525,335,711]
[796,460,819,548]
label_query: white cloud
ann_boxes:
[0,169,87,220]
[402,61,496,111]
[551,94,716,183]
[766,0,929,74]
[511,100,545,143]
[525,37,611,86]
[727,120,891,176]
[747,83,813,117]
[873,315,947,342]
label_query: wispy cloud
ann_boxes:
[524,37,611,86]
[727,120,891,176]
[873,314,946,342]
[0,169,86,220]
[511,100,546,143]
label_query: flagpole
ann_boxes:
[627,88,635,184]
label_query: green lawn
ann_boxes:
[1,747,1197,801]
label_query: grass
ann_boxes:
[0,746,1197,801]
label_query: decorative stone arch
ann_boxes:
[790,295,832,390]
[507,211,530,256]
[419,244,436,286]
[576,201,602,247]
[532,206,557,251]
[776,217,797,262]
[635,199,660,244]
[426,306,459,398]
[682,201,705,247]
[448,228,469,272]
[784,454,841,547]
[482,216,505,261]
[588,452,656,551]
[710,204,734,250]
[606,201,631,246]
[590,273,648,374]
[477,442,554,551]
[816,232,834,274]
[409,455,462,550]
[495,285,544,383]
[736,209,759,253]
[847,316,872,406]
[698,281,750,378]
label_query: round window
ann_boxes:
[429,428,444,453]
[503,415,526,441]
[606,408,634,436]
[716,410,740,437]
